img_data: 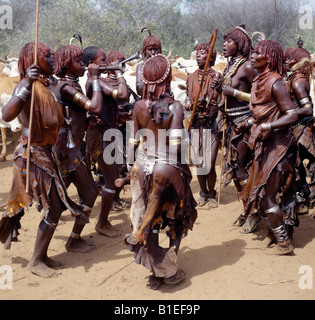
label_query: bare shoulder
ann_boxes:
[133,100,148,118]
[240,61,258,81]
[169,100,184,122]
[292,77,310,98]
[169,100,183,112]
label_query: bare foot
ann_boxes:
[95,221,121,238]
[65,237,95,253]
[44,256,64,268]
[28,260,61,278]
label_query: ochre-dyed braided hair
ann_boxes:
[54,45,83,78]
[107,50,126,64]
[289,48,312,78]
[142,35,162,58]
[284,48,296,61]
[224,25,252,58]
[18,42,52,80]
[254,40,286,76]
[196,43,217,66]
[142,54,172,101]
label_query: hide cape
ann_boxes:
[242,70,298,226]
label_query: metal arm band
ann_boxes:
[104,188,116,194]
[15,86,31,101]
[285,107,299,115]
[261,122,272,132]
[233,89,251,102]
[112,89,118,100]
[303,104,312,109]
[84,100,91,111]
[299,97,311,106]
[73,92,83,104]
[92,79,102,92]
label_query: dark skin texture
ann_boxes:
[212,38,257,194]
[192,48,219,200]
[61,58,102,140]
[59,56,102,253]
[2,50,54,123]
[136,46,162,96]
[285,56,314,203]
[86,49,129,103]
[220,38,257,97]
[3,49,65,278]
[285,56,313,117]
[248,47,298,228]
[128,85,185,254]
[85,48,130,238]
[129,97,184,156]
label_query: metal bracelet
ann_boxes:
[246,119,254,128]
[112,89,118,100]
[15,86,31,101]
[264,205,280,214]
[285,107,299,115]
[299,97,311,106]
[271,224,289,243]
[73,92,83,104]
[92,79,102,92]
[261,122,272,132]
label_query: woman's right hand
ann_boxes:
[88,63,100,78]
[210,76,220,89]
[26,64,40,87]
[235,121,246,134]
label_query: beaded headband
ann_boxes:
[235,26,252,43]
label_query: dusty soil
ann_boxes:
[0,136,315,300]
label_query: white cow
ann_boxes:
[0,58,22,161]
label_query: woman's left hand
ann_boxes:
[222,85,234,97]
[248,125,263,150]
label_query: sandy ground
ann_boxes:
[0,135,315,301]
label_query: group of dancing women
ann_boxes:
[0,24,314,290]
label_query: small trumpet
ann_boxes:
[65,106,76,149]
[85,51,141,74]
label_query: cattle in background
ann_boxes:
[0,58,21,162]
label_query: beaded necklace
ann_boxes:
[222,55,247,85]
